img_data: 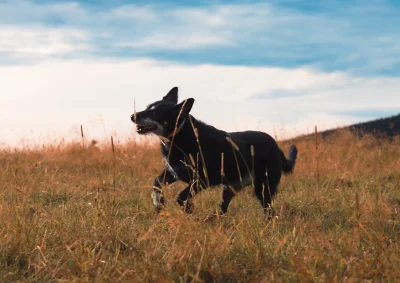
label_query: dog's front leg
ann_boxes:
[152,170,177,212]
[176,182,199,214]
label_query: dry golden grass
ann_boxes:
[0,131,399,282]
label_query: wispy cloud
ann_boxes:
[0,26,90,62]
[0,1,399,75]
[118,34,234,50]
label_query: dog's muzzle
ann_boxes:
[133,114,161,135]
[136,123,158,134]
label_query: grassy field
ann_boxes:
[0,131,399,282]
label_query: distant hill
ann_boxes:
[323,113,400,138]
[289,113,400,142]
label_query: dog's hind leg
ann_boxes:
[203,185,236,222]
[254,161,281,219]
[218,185,236,214]
[152,170,177,212]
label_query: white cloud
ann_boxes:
[0,25,92,59]
[0,58,399,146]
[119,34,234,50]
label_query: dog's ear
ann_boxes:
[175,98,194,118]
[163,87,178,104]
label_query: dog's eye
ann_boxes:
[146,105,156,111]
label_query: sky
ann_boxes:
[1,0,400,146]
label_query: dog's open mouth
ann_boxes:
[136,124,158,134]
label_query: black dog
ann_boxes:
[131,87,297,218]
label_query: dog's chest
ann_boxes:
[161,142,189,179]
[162,157,179,179]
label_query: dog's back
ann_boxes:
[166,116,295,190]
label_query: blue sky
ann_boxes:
[1,0,400,75]
[1,0,400,145]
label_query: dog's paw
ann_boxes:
[184,199,194,214]
[265,214,279,222]
[154,203,165,213]
[264,215,279,224]
[191,215,200,221]
[204,213,217,223]
[152,191,165,213]
[264,206,275,220]
[176,195,194,214]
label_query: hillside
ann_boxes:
[350,113,400,137]
[323,113,400,138]
[289,113,400,144]
[0,129,399,281]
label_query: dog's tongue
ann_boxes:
[136,125,140,129]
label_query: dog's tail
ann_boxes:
[281,144,298,174]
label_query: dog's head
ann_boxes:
[131,87,194,137]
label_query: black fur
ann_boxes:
[131,87,298,218]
